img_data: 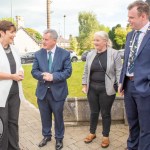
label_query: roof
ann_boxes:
[17,27,41,44]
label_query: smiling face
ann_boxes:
[128,6,148,30]
[0,26,16,45]
[42,33,57,50]
[93,35,107,51]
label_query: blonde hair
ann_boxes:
[94,31,112,47]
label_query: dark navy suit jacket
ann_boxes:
[120,29,150,97]
[31,46,72,101]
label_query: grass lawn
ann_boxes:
[22,62,86,107]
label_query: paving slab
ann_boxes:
[19,100,129,150]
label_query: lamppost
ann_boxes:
[63,15,66,48]
[64,15,66,39]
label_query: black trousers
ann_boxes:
[88,82,115,137]
[0,90,20,150]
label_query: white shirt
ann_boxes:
[126,22,150,76]
[47,45,56,62]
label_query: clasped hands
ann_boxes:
[42,72,53,81]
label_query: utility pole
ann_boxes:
[47,0,51,29]
[10,0,12,21]
[63,15,66,48]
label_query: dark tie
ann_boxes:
[128,31,141,74]
[48,51,52,72]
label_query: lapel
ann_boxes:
[106,47,112,74]
[51,46,60,72]
[0,44,10,72]
[136,29,150,57]
[41,49,49,71]
[88,50,97,72]
[10,45,20,72]
[124,32,134,64]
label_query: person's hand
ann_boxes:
[82,85,87,94]
[118,83,124,96]
[42,72,53,81]
[12,73,24,81]
[18,71,24,79]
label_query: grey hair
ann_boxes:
[94,31,112,47]
[43,29,58,40]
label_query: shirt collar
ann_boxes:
[138,22,150,34]
[47,45,56,54]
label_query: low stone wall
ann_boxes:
[64,96,127,126]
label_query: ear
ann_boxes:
[141,13,147,20]
[0,31,5,37]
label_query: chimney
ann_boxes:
[16,16,25,30]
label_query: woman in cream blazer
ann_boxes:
[82,31,122,148]
[0,20,24,150]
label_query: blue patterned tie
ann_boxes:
[48,51,52,72]
[128,31,141,74]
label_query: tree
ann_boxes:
[0,17,16,25]
[109,24,121,49]
[114,27,127,49]
[99,24,110,33]
[24,28,42,43]
[78,12,100,51]
[69,37,78,53]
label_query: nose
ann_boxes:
[13,32,16,37]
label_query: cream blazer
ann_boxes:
[0,44,25,107]
[82,47,122,95]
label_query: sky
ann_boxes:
[0,0,134,38]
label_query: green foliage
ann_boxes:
[22,65,37,107]
[109,24,121,49]
[109,24,130,50]
[114,27,127,49]
[22,62,86,107]
[69,37,78,53]
[78,12,100,50]
[24,28,42,43]
[99,24,110,33]
[78,12,110,53]
[0,17,16,25]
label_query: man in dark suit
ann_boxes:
[31,29,72,150]
[118,1,150,150]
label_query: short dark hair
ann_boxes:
[128,0,150,17]
[0,20,16,37]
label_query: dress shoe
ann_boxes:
[38,137,51,147]
[101,137,110,148]
[84,133,96,143]
[56,139,63,150]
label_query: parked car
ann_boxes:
[68,50,78,62]
[118,49,125,59]
[81,50,91,61]
[21,52,35,64]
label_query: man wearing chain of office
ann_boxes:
[118,1,150,150]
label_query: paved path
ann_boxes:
[19,100,129,150]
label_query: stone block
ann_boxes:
[64,96,126,125]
